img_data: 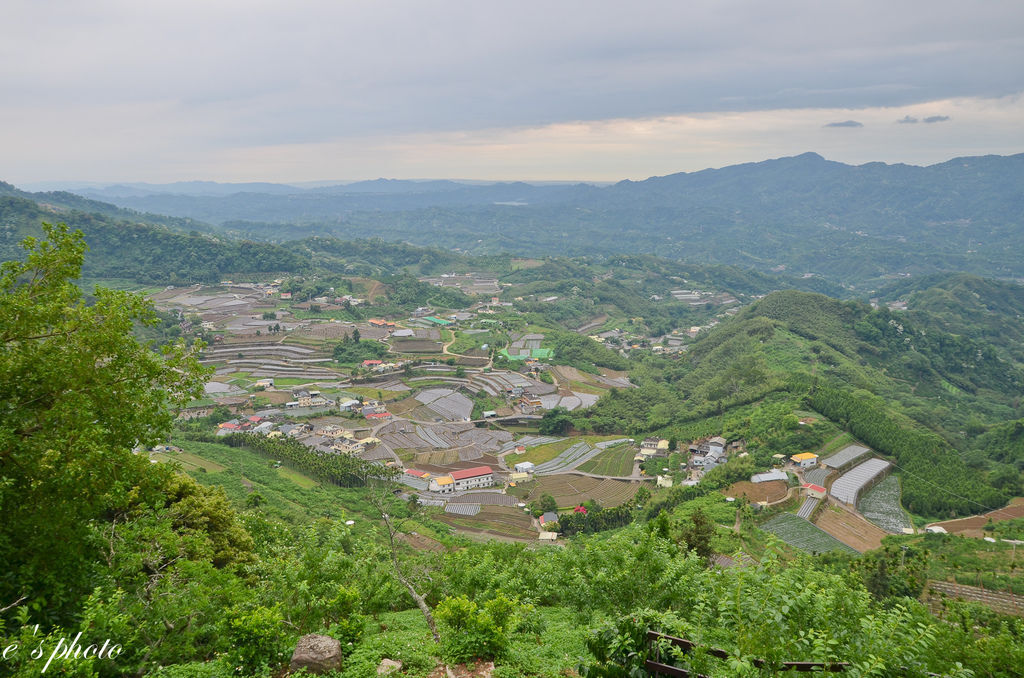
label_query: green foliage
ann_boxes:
[539,407,574,435]
[333,333,388,364]
[0,196,309,284]
[224,605,289,676]
[0,223,209,619]
[434,594,519,664]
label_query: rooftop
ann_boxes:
[450,465,493,480]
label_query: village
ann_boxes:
[150,274,967,554]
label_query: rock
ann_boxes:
[290,634,342,674]
[378,657,403,675]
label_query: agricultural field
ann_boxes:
[514,438,577,465]
[858,475,911,534]
[436,505,536,540]
[928,497,1024,538]
[762,513,858,555]
[577,444,635,476]
[725,480,788,504]
[888,532,1024,595]
[814,506,887,553]
[524,474,639,508]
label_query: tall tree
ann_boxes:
[0,223,208,618]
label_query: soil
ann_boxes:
[815,507,886,553]
[725,480,788,503]
[929,497,1024,538]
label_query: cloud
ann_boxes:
[897,115,919,124]
[923,115,952,123]
[824,120,864,128]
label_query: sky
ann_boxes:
[2,0,1023,185]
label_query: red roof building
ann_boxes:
[450,466,493,481]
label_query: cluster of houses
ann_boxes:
[217,413,382,457]
[285,389,334,409]
[404,466,496,494]
[359,358,411,374]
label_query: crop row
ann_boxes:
[858,475,910,533]
[762,514,858,555]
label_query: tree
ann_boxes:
[634,485,652,506]
[0,223,208,618]
[675,508,716,562]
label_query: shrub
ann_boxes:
[434,594,519,664]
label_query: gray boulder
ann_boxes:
[290,634,342,674]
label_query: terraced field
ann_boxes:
[526,475,640,508]
[413,449,460,465]
[762,513,858,555]
[437,505,536,539]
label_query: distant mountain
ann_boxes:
[60,180,304,199]
[37,152,1023,287]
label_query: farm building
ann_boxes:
[540,511,558,526]
[791,452,819,468]
[752,469,789,484]
[822,444,872,471]
[428,475,455,493]
[801,483,826,499]
[450,466,494,490]
[829,458,891,506]
[514,461,536,473]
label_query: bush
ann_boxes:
[224,605,290,676]
[434,594,519,664]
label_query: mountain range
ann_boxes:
[16,152,1022,288]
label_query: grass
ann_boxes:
[577,444,634,476]
[514,438,577,465]
[346,386,408,401]
[276,466,319,489]
[152,451,227,473]
[568,380,608,396]
[270,376,328,386]
[816,431,857,456]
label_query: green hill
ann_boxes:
[0,194,309,284]
[575,289,1020,516]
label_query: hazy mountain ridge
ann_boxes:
[27,152,1021,286]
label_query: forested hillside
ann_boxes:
[0,195,308,283]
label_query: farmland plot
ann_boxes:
[762,514,858,555]
[858,475,911,534]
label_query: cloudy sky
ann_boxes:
[3,0,1023,184]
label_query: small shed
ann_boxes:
[791,452,819,469]
[514,461,536,473]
